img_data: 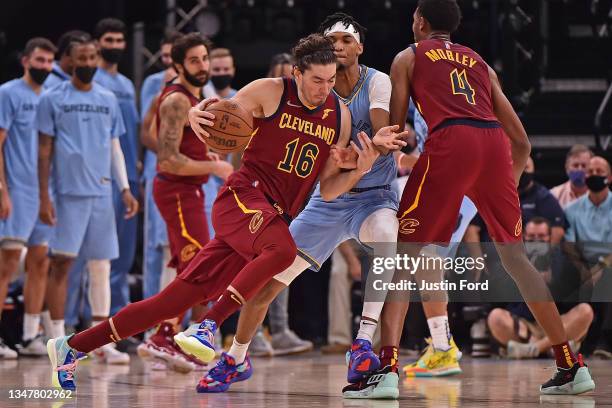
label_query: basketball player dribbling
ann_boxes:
[46,33,407,392]
[343,0,595,399]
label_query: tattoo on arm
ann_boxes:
[157,93,191,171]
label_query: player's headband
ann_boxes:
[323,22,361,43]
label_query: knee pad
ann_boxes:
[359,208,399,243]
[87,259,111,317]
[273,255,310,286]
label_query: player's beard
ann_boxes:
[182,64,209,88]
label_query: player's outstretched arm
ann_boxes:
[38,133,55,225]
[157,92,227,178]
[489,66,531,185]
[320,105,378,201]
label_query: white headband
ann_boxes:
[323,22,361,43]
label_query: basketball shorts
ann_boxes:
[291,186,398,271]
[0,188,53,248]
[397,122,522,244]
[50,194,118,259]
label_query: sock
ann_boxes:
[50,320,65,339]
[204,289,244,327]
[41,310,52,336]
[379,345,398,371]
[23,313,41,341]
[428,315,451,351]
[69,320,115,353]
[552,341,577,369]
[356,319,377,343]
[228,337,251,364]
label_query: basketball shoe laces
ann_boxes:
[197,321,215,345]
[55,353,87,381]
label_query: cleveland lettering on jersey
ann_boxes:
[278,112,336,145]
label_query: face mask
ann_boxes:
[585,175,609,192]
[29,67,50,85]
[100,48,124,64]
[525,241,551,269]
[518,172,534,192]
[568,169,586,188]
[182,64,208,87]
[211,74,233,90]
[75,66,97,84]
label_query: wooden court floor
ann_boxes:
[1,352,610,407]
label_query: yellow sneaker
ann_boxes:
[403,337,462,377]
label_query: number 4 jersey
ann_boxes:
[231,77,341,218]
[409,39,498,133]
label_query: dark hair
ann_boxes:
[94,17,126,39]
[267,53,295,77]
[24,37,56,57]
[171,32,212,66]
[56,30,91,57]
[527,216,551,230]
[291,34,336,72]
[160,29,183,47]
[318,12,367,44]
[417,0,462,33]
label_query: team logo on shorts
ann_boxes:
[399,218,420,235]
[249,210,264,234]
[514,217,523,237]
[180,244,198,262]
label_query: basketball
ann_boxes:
[203,99,253,153]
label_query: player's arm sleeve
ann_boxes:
[36,93,56,137]
[368,72,391,112]
[0,88,15,131]
[111,138,130,191]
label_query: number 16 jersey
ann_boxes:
[410,39,498,133]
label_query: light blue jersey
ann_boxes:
[36,81,125,197]
[43,61,70,90]
[140,70,165,120]
[292,65,398,270]
[0,78,53,246]
[94,68,139,182]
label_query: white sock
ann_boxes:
[50,320,65,339]
[23,313,41,341]
[41,310,53,336]
[428,316,451,351]
[356,319,378,343]
[228,337,251,364]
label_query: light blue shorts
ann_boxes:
[50,194,118,260]
[291,188,398,271]
[0,189,54,247]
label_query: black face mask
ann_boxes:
[29,67,50,85]
[585,175,609,192]
[100,48,124,64]
[211,74,233,90]
[182,64,208,88]
[75,66,97,84]
[518,172,534,192]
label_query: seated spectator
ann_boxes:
[487,217,594,359]
[550,144,593,208]
[563,156,612,359]
[519,156,566,244]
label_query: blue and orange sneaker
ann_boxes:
[174,319,217,364]
[196,352,253,393]
[346,339,381,383]
[47,336,87,391]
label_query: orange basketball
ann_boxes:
[203,100,253,153]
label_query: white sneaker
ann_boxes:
[93,343,130,365]
[271,329,313,356]
[507,340,539,359]
[17,336,47,356]
[0,338,17,359]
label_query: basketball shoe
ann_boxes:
[196,352,253,393]
[47,335,87,391]
[540,354,595,395]
[137,322,195,373]
[403,337,462,377]
[92,343,130,365]
[343,364,399,399]
[174,319,217,364]
[346,339,381,383]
